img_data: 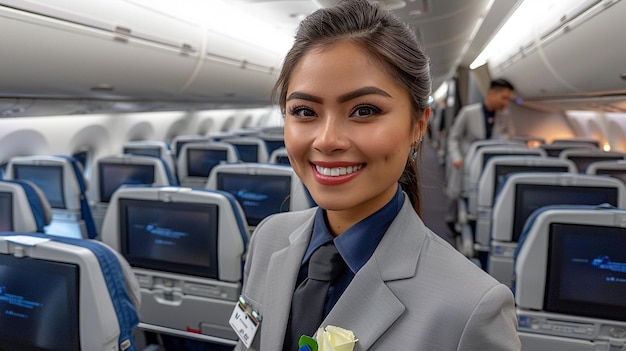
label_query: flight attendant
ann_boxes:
[233,1,521,350]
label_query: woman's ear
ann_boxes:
[414,107,431,141]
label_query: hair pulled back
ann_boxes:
[273,0,432,215]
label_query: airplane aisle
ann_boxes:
[418,134,455,246]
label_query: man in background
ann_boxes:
[445,78,515,233]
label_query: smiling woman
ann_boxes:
[234,1,520,351]
[283,42,422,233]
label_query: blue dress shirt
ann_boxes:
[297,185,405,317]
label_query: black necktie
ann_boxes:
[283,242,347,351]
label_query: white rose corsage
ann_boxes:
[298,326,357,351]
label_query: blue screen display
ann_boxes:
[217,173,291,226]
[0,254,79,351]
[187,149,228,177]
[13,164,65,209]
[546,223,626,321]
[98,163,155,203]
[119,199,219,279]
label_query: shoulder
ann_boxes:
[252,208,317,242]
[459,103,482,116]
[246,208,317,258]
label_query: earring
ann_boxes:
[412,140,420,161]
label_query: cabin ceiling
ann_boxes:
[234,0,521,95]
[5,0,626,116]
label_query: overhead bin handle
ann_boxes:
[113,25,131,43]
[181,43,196,55]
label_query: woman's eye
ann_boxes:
[289,106,316,118]
[351,105,381,118]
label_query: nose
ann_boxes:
[312,115,350,154]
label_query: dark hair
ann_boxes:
[490,78,515,91]
[273,0,431,215]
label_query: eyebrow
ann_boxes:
[286,86,392,104]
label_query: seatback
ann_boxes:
[177,141,239,188]
[551,137,601,149]
[460,139,525,198]
[488,173,626,287]
[170,135,212,159]
[268,147,290,165]
[256,131,285,156]
[0,232,140,351]
[514,205,626,351]
[559,149,625,173]
[89,155,175,236]
[123,140,176,182]
[0,179,52,233]
[222,136,269,163]
[206,163,313,229]
[100,186,248,344]
[539,143,597,157]
[474,156,577,249]
[6,155,97,239]
[585,159,626,185]
[465,145,545,220]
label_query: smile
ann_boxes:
[315,164,363,177]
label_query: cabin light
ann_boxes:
[432,81,449,102]
[131,0,294,55]
[603,143,611,152]
[470,0,599,70]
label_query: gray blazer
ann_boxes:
[234,196,520,350]
[445,103,513,199]
[447,103,512,165]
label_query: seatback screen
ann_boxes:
[217,173,291,226]
[13,164,65,209]
[0,254,79,351]
[186,149,228,177]
[98,163,155,203]
[512,184,618,242]
[119,199,219,279]
[546,223,626,321]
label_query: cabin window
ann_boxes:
[71,150,89,175]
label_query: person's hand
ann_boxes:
[453,159,463,169]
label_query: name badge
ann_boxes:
[229,296,261,349]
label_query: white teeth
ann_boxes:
[315,164,363,176]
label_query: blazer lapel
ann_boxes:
[259,217,314,351]
[474,109,487,139]
[321,198,425,350]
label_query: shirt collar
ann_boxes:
[482,102,495,117]
[303,185,405,274]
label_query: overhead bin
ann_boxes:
[182,29,283,105]
[0,0,202,51]
[489,0,626,99]
[0,1,284,106]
